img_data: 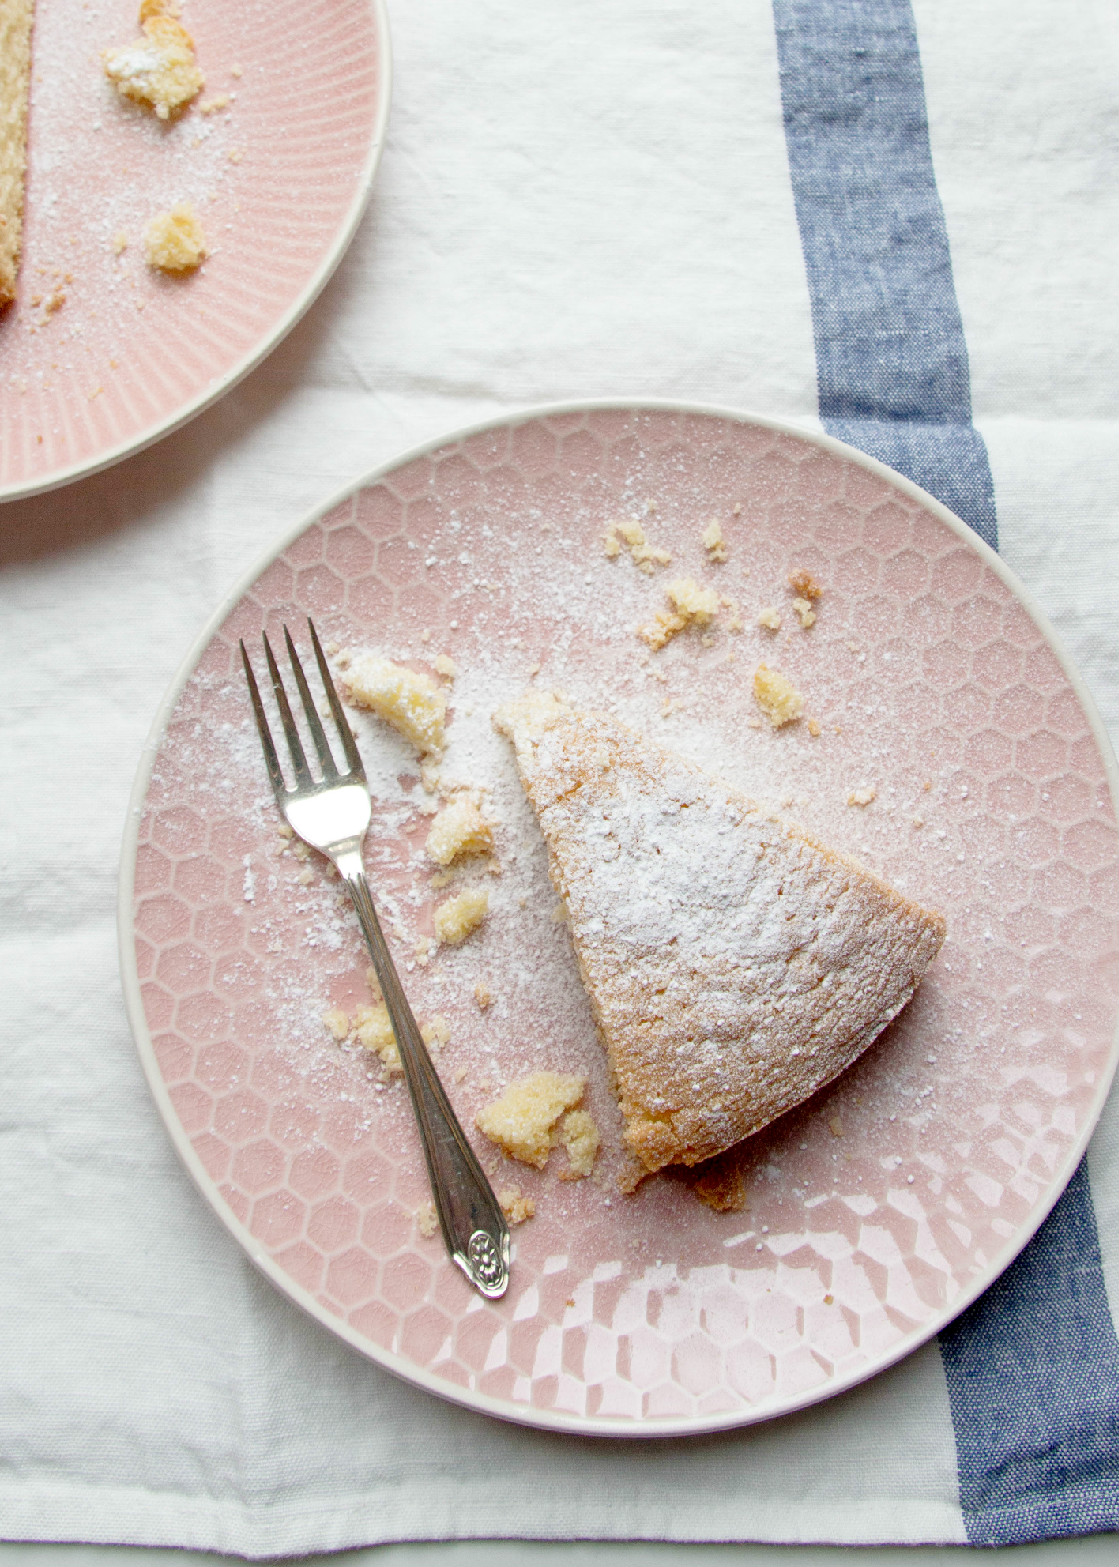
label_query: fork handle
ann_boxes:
[338,858,511,1298]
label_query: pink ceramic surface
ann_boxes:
[1,0,389,501]
[120,404,1119,1435]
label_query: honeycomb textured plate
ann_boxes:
[120,404,1119,1436]
[1,0,388,500]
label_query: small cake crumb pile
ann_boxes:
[788,571,823,629]
[757,605,782,632]
[847,786,876,807]
[603,517,672,573]
[689,1157,749,1214]
[103,0,205,121]
[753,663,804,728]
[433,886,488,944]
[323,989,448,1077]
[321,1007,350,1043]
[639,578,720,651]
[423,1015,451,1051]
[352,1002,399,1073]
[144,203,207,272]
[558,1108,600,1180]
[473,982,494,1010]
[416,1201,438,1238]
[701,518,727,563]
[425,796,494,867]
[433,654,457,681]
[498,1188,535,1225]
[342,652,447,756]
[475,1071,586,1168]
[789,568,823,601]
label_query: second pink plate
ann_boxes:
[120,403,1119,1435]
[1,0,389,501]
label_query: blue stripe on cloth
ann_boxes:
[770,0,1119,1544]
[771,0,997,549]
[940,1161,1119,1543]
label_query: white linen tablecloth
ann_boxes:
[1,0,1116,1554]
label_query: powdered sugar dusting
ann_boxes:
[127,408,1119,1431]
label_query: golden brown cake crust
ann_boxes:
[0,0,35,306]
[496,692,946,1178]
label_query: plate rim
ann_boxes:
[0,0,393,506]
[117,396,1119,1438]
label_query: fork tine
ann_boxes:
[283,626,339,781]
[308,618,366,779]
[240,640,289,800]
[262,631,314,788]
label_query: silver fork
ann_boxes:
[240,619,510,1299]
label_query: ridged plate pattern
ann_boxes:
[1,0,386,499]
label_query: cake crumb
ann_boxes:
[639,578,719,650]
[476,1071,586,1168]
[689,1154,749,1213]
[604,517,672,573]
[198,93,230,115]
[353,1003,400,1075]
[701,518,727,562]
[433,654,457,681]
[912,815,925,828]
[789,569,823,601]
[847,787,876,807]
[426,796,493,867]
[473,983,494,1011]
[421,1015,450,1052]
[807,717,822,738]
[433,886,488,944]
[321,1007,350,1042]
[112,231,129,256]
[558,1109,600,1180]
[343,652,447,756]
[791,597,816,629]
[416,1201,438,1238]
[828,1114,844,1137]
[144,203,207,272]
[414,936,433,966]
[757,606,782,632]
[103,1,205,121]
[498,1188,535,1226]
[753,664,804,728]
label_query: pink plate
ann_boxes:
[1,0,389,501]
[119,403,1119,1436]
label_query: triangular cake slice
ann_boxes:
[0,0,35,306]
[495,692,946,1180]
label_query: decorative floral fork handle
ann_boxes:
[241,619,510,1298]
